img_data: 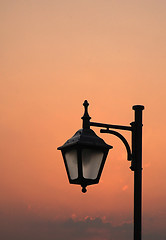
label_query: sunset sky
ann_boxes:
[1,0,166,239]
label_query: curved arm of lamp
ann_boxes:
[100,129,132,161]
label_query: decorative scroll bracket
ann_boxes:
[100,128,132,161]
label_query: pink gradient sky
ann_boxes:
[1,0,166,239]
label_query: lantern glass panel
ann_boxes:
[65,149,78,180]
[82,148,104,179]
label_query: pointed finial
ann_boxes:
[83,100,89,109]
[81,100,91,129]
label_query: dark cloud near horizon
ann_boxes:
[0,214,132,240]
[0,212,165,240]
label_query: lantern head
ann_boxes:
[57,128,112,193]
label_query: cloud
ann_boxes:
[0,210,165,240]
[0,211,132,240]
[122,185,128,191]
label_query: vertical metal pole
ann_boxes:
[132,105,144,240]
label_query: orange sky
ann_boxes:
[1,0,166,239]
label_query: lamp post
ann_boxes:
[58,100,144,240]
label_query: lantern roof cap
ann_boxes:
[57,128,113,150]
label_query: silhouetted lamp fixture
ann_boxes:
[58,101,112,193]
[58,100,144,240]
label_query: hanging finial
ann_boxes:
[82,186,87,193]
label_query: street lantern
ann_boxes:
[58,127,112,193]
[57,100,144,240]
